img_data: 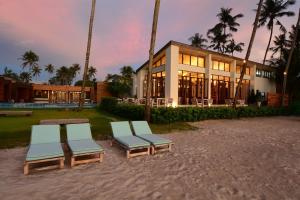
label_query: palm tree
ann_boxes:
[226,39,245,56]
[188,33,208,48]
[270,29,289,58]
[20,50,39,70]
[258,0,295,66]
[145,0,161,122]
[208,7,243,52]
[45,64,55,83]
[79,0,96,108]
[233,0,264,108]
[31,66,41,80]
[3,67,19,80]
[19,72,32,83]
[282,8,300,106]
[216,8,244,35]
[207,26,231,53]
[87,66,97,80]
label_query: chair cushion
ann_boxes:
[26,143,64,161]
[137,134,172,146]
[31,125,60,144]
[66,123,92,140]
[68,139,103,155]
[115,136,150,149]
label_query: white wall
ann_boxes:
[255,77,276,94]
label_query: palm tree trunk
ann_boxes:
[262,24,274,66]
[233,0,264,108]
[145,0,161,122]
[282,8,300,106]
[79,0,96,109]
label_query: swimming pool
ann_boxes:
[0,103,96,109]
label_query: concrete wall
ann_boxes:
[255,77,276,94]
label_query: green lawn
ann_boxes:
[0,109,197,149]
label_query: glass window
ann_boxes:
[213,61,219,70]
[236,66,241,74]
[191,56,197,66]
[179,54,183,64]
[161,56,166,65]
[219,62,225,71]
[225,63,230,72]
[183,54,190,65]
[246,67,250,75]
[198,57,204,67]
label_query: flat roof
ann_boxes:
[136,40,275,72]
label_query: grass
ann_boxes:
[0,108,197,149]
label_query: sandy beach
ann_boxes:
[0,116,299,200]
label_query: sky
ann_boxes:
[0,0,299,82]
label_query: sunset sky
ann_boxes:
[0,0,299,82]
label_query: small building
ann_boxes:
[0,76,32,102]
[135,41,276,106]
[31,84,94,103]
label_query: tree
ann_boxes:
[207,26,231,53]
[188,33,208,48]
[2,67,20,80]
[20,50,39,71]
[145,0,160,122]
[269,29,289,58]
[31,65,42,80]
[216,8,244,35]
[105,66,134,98]
[226,39,245,56]
[45,64,55,74]
[258,0,295,65]
[234,0,264,108]
[79,0,96,108]
[87,66,97,80]
[19,72,32,83]
[207,7,243,53]
[282,9,300,106]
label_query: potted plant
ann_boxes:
[255,90,262,108]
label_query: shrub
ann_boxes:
[99,97,292,123]
[99,97,118,112]
[99,98,144,120]
[288,101,300,116]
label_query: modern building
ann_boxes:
[135,41,276,106]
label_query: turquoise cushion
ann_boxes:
[111,122,133,137]
[31,125,60,144]
[131,121,152,135]
[26,143,64,161]
[68,139,103,155]
[66,123,92,140]
[137,134,172,146]
[115,136,150,149]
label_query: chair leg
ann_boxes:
[59,159,64,169]
[24,163,29,175]
[71,157,75,167]
[126,150,130,159]
[151,146,155,155]
[168,144,172,152]
[99,153,104,162]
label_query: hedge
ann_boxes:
[99,97,295,124]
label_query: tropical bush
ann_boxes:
[99,97,293,123]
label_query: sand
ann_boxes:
[0,116,299,200]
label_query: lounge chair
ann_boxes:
[66,123,104,167]
[24,125,65,175]
[110,121,150,158]
[131,121,174,154]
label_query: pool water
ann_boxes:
[0,103,96,109]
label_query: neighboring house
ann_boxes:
[0,76,111,104]
[135,41,276,106]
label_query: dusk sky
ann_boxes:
[0,0,299,82]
